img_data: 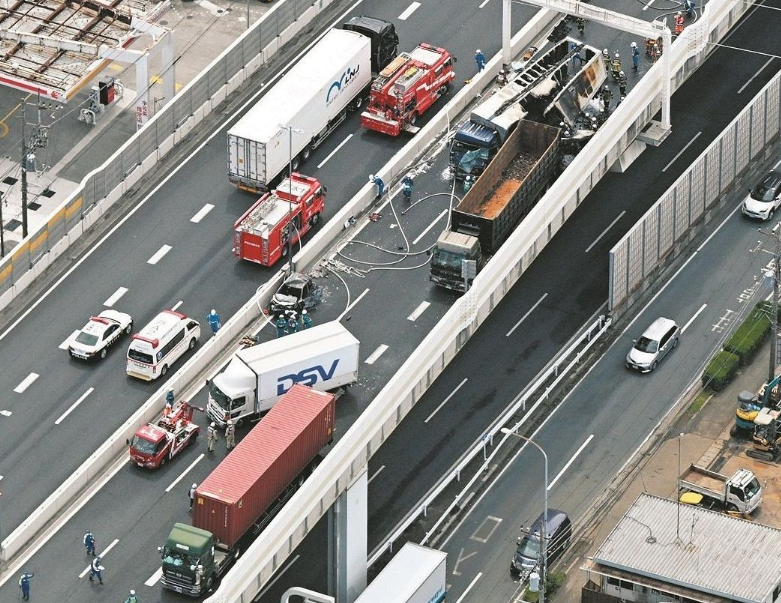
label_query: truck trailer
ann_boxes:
[678,464,762,514]
[228,22,398,192]
[160,385,335,596]
[354,543,446,603]
[431,119,560,291]
[206,321,359,428]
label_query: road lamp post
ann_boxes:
[501,427,548,603]
[278,124,304,274]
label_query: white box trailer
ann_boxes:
[228,29,372,192]
[206,321,359,428]
[355,543,446,603]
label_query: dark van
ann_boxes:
[510,509,572,576]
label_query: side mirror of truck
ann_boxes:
[126,438,130,446]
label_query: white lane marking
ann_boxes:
[661,132,702,172]
[166,454,205,493]
[257,555,301,599]
[145,567,163,587]
[104,287,128,307]
[365,344,389,365]
[0,410,10,416]
[408,301,431,321]
[506,293,548,337]
[338,288,370,322]
[79,537,119,578]
[412,209,448,245]
[368,465,385,484]
[317,134,353,169]
[55,388,94,425]
[60,330,80,350]
[171,300,184,312]
[454,573,483,603]
[738,57,774,94]
[585,211,626,253]
[0,474,3,479]
[681,303,707,334]
[196,0,224,16]
[548,434,593,490]
[148,245,172,265]
[425,378,468,423]
[643,0,656,10]
[478,0,491,8]
[190,203,215,223]
[398,1,421,20]
[14,373,39,393]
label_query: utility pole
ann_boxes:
[20,94,52,239]
[0,192,5,258]
[759,226,781,383]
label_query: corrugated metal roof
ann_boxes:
[594,493,781,603]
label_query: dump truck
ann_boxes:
[160,384,335,596]
[353,543,446,603]
[228,22,398,192]
[431,119,560,291]
[678,464,762,514]
[206,321,359,428]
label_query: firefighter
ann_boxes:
[301,309,313,330]
[611,52,622,80]
[89,556,105,585]
[576,17,585,35]
[685,0,695,17]
[600,85,613,114]
[474,49,486,72]
[126,589,140,603]
[84,530,96,556]
[402,175,414,202]
[650,42,661,62]
[207,422,218,452]
[287,311,300,334]
[207,309,221,336]
[602,48,610,69]
[275,313,287,338]
[569,41,583,67]
[674,11,685,35]
[369,174,385,197]
[225,419,236,450]
[618,71,628,96]
[189,483,197,510]
[165,389,175,407]
[631,41,640,71]
[19,571,34,601]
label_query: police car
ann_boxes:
[69,310,134,361]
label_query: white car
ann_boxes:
[69,310,134,361]
[741,170,781,220]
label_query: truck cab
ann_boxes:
[160,523,217,596]
[342,16,399,73]
[206,358,257,428]
[430,231,482,292]
[449,122,500,181]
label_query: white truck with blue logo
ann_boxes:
[206,321,359,428]
[227,22,398,192]
[354,543,447,603]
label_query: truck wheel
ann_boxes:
[353,95,364,111]
[301,146,312,162]
[291,154,300,171]
[309,213,320,227]
[160,455,167,466]
[727,503,739,512]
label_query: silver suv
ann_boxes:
[626,317,680,373]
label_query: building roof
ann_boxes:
[594,493,781,603]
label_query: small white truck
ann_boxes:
[206,321,359,428]
[678,464,762,514]
[354,543,446,603]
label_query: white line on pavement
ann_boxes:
[506,293,548,337]
[338,288,370,321]
[365,344,389,365]
[190,203,214,223]
[79,538,119,578]
[317,134,353,169]
[0,411,10,417]
[643,0,656,9]
[478,0,491,8]
[585,211,625,253]
[413,209,448,245]
[681,303,707,333]
[548,434,593,489]
[408,301,431,321]
[104,287,128,307]
[454,573,483,603]
[171,300,184,312]
[147,245,172,265]
[60,330,79,350]
[14,372,39,393]
[166,454,205,493]
[368,465,385,484]
[425,378,468,423]
[55,388,94,425]
[398,1,421,20]
[738,57,774,94]
[145,567,163,587]
[662,132,701,172]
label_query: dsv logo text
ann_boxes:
[326,65,360,105]
[277,359,340,395]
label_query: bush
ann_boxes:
[723,301,772,365]
[523,571,567,602]
[702,350,740,391]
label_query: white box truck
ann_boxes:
[206,321,359,427]
[355,543,446,603]
[228,27,387,192]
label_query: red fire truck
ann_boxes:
[360,43,456,136]
[129,401,201,469]
[233,173,325,266]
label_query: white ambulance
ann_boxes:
[127,310,200,381]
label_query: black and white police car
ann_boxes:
[69,310,133,361]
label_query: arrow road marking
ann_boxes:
[452,548,478,576]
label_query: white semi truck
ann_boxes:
[228,22,398,192]
[206,321,359,428]
[355,543,446,603]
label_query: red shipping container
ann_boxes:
[193,384,335,547]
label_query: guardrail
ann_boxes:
[0,0,337,310]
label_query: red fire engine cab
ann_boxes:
[129,401,201,469]
[360,43,456,137]
[233,173,325,266]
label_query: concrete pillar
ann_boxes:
[331,468,368,603]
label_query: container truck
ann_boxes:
[354,543,446,603]
[431,119,560,291]
[678,464,762,514]
[227,22,398,192]
[160,384,335,596]
[206,321,359,428]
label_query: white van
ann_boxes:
[127,310,201,381]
